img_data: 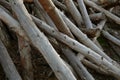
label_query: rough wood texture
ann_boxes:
[102,30,120,47]
[60,12,117,66]
[38,0,74,38]
[84,0,120,26]
[0,40,22,80]
[32,16,120,79]
[77,0,93,28]
[65,0,83,27]
[62,48,95,80]
[9,0,76,80]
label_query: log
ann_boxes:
[62,47,95,80]
[38,0,74,38]
[65,0,83,27]
[102,30,120,47]
[89,13,105,21]
[9,0,76,80]
[84,0,120,26]
[0,40,22,80]
[0,7,33,80]
[52,0,68,12]
[59,12,117,66]
[18,37,33,80]
[77,0,93,28]
[33,0,57,30]
[32,16,120,79]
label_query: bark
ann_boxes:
[89,13,105,21]
[0,40,22,80]
[84,0,120,26]
[77,0,93,28]
[9,0,76,80]
[32,16,120,79]
[59,12,118,67]
[65,0,83,27]
[102,30,120,47]
[33,0,57,30]
[18,37,33,80]
[52,0,68,12]
[0,7,34,80]
[38,0,74,38]
[62,48,95,80]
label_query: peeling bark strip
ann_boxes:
[0,40,22,80]
[9,0,76,80]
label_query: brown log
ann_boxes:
[37,0,74,38]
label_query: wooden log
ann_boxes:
[18,37,33,80]
[52,0,68,12]
[84,0,120,26]
[38,0,74,38]
[59,12,118,67]
[0,7,34,80]
[62,47,95,80]
[32,16,120,79]
[77,0,93,28]
[0,40,22,80]
[0,8,28,41]
[102,30,120,47]
[0,21,11,47]
[89,13,105,21]
[77,53,108,75]
[33,0,57,30]
[9,0,76,80]
[65,0,83,27]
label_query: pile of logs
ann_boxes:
[0,0,120,80]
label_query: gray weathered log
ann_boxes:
[0,7,33,80]
[32,16,120,79]
[52,0,68,12]
[33,0,57,30]
[102,30,120,47]
[77,0,93,28]
[0,40,22,80]
[62,47,95,80]
[65,0,83,27]
[84,0,120,26]
[9,0,77,80]
[59,12,119,67]
[89,13,105,21]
